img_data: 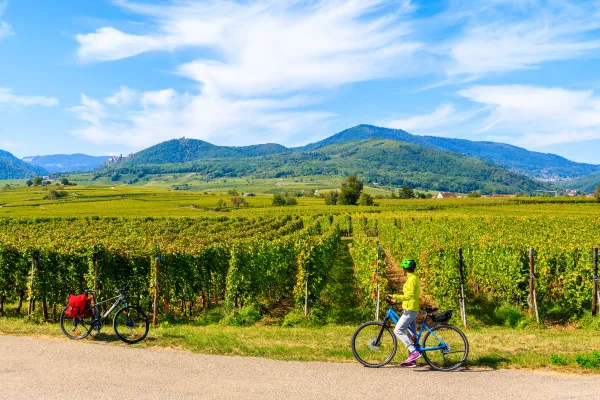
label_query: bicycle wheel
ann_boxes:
[113,306,149,344]
[60,309,93,340]
[421,324,469,371]
[351,321,397,367]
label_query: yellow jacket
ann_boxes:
[392,273,420,312]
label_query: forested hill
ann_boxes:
[562,171,600,192]
[104,139,546,194]
[302,125,600,179]
[124,138,288,165]
[0,149,47,179]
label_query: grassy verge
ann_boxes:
[1,316,599,374]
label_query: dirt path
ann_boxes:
[1,334,598,400]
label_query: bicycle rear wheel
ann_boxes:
[351,321,397,368]
[113,306,149,344]
[60,309,93,340]
[421,324,469,371]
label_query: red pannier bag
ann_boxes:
[65,294,91,318]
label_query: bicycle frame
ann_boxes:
[89,292,129,325]
[380,307,446,352]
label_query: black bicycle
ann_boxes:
[60,283,149,344]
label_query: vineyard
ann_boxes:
[0,215,370,324]
[0,187,599,326]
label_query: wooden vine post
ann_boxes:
[458,248,467,328]
[27,252,39,317]
[304,260,310,316]
[375,243,381,321]
[153,256,160,326]
[93,253,99,292]
[593,247,598,317]
[529,248,540,323]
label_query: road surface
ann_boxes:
[0,334,598,399]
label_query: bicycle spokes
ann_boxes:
[352,322,397,367]
[422,326,468,371]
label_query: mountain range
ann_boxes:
[0,149,47,180]
[22,154,111,173]
[2,124,599,193]
[105,137,545,194]
[301,125,600,178]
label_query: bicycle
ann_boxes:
[60,283,150,344]
[351,299,469,371]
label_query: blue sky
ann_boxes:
[1,0,600,163]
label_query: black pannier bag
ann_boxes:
[431,310,453,323]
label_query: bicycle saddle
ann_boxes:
[421,307,438,313]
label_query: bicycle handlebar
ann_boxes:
[115,283,130,294]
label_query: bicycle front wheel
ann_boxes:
[351,321,397,368]
[60,309,93,340]
[113,306,149,344]
[421,324,469,371]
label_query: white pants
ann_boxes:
[394,310,418,353]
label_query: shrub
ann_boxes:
[44,190,68,200]
[549,354,568,366]
[222,304,261,327]
[230,197,248,208]
[575,351,600,369]
[324,191,339,205]
[272,193,286,206]
[357,193,374,206]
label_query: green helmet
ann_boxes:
[400,259,416,270]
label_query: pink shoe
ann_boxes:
[402,351,421,365]
[400,361,417,368]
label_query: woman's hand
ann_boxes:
[385,294,395,303]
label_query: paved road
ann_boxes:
[1,334,598,400]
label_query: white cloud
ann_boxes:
[72,0,422,147]
[69,88,335,149]
[77,1,421,95]
[0,21,11,39]
[105,86,137,106]
[457,84,600,147]
[384,103,480,133]
[444,1,600,77]
[0,1,13,40]
[0,88,58,107]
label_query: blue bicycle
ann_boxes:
[351,299,469,371]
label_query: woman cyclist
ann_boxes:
[386,258,421,367]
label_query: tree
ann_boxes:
[228,189,240,196]
[338,175,364,205]
[272,193,287,206]
[324,190,339,205]
[595,186,600,203]
[25,179,33,187]
[230,197,248,208]
[358,192,374,206]
[44,190,68,200]
[32,176,42,186]
[61,178,70,186]
[398,185,414,199]
[467,190,482,198]
[215,199,227,210]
